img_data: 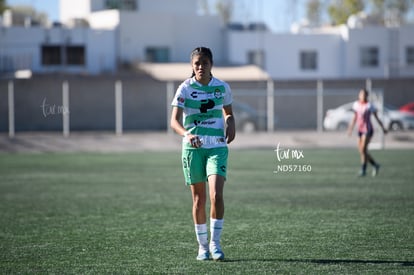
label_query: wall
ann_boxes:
[227,26,414,80]
[344,27,389,78]
[398,26,414,77]
[0,73,166,132]
[1,74,413,132]
[118,12,225,64]
[228,31,344,79]
[60,0,91,24]
[0,26,116,74]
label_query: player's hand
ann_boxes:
[226,126,235,144]
[188,134,202,148]
[225,115,236,144]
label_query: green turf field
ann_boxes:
[0,149,413,274]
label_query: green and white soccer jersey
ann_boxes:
[171,77,233,149]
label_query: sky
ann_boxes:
[5,0,306,33]
[6,0,60,22]
[207,0,307,32]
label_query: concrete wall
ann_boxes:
[0,73,166,132]
[227,26,414,80]
[0,26,116,74]
[1,74,413,132]
[228,31,344,79]
[60,0,91,24]
[118,12,224,64]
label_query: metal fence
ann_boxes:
[4,78,385,148]
[229,82,385,148]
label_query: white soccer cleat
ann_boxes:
[196,251,210,261]
[372,164,380,177]
[210,244,224,261]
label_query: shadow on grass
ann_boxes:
[223,258,414,266]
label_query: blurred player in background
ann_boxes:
[348,89,387,177]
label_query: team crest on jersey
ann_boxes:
[214,89,222,99]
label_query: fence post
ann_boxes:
[377,90,385,149]
[62,81,70,137]
[365,78,372,92]
[166,81,174,134]
[266,78,274,132]
[8,81,15,138]
[317,80,324,132]
[115,80,123,136]
[366,79,385,149]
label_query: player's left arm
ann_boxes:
[223,104,236,144]
[373,111,388,134]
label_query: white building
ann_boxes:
[0,26,116,74]
[60,0,225,65]
[228,25,414,79]
[1,0,413,79]
[0,0,225,75]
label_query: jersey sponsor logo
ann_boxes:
[190,91,208,99]
[200,99,215,113]
[194,119,216,126]
[201,136,226,145]
[177,97,185,103]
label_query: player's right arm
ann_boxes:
[170,107,202,148]
[170,106,186,136]
[348,102,357,136]
[348,112,357,136]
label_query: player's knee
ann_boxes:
[193,195,206,209]
[210,191,223,205]
[358,146,367,154]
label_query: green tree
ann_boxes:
[199,0,210,15]
[0,0,7,13]
[7,5,48,26]
[328,0,365,25]
[215,0,232,25]
[306,0,323,26]
[370,0,414,25]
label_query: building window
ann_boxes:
[41,45,85,66]
[105,0,137,11]
[146,47,170,63]
[247,50,265,68]
[360,46,379,67]
[66,46,86,66]
[41,45,61,65]
[300,50,317,70]
[406,46,414,66]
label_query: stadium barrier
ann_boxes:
[2,76,395,150]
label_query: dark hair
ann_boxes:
[190,47,213,78]
[360,88,369,96]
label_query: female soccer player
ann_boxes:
[170,47,235,261]
[348,89,387,177]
